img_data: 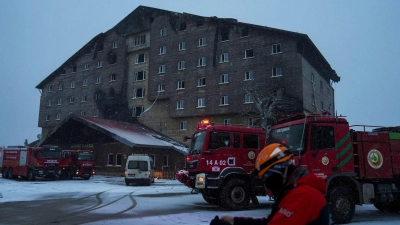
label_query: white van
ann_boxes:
[124,154,154,186]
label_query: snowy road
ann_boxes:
[0,175,399,225]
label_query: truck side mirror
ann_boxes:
[183,136,191,142]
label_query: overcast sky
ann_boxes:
[0,0,399,146]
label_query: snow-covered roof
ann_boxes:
[38,115,188,155]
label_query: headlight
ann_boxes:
[195,173,206,189]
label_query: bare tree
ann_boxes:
[243,84,302,134]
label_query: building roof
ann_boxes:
[37,114,188,155]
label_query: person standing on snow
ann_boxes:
[210,143,331,225]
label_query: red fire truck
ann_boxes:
[60,150,95,180]
[0,145,62,181]
[176,119,268,210]
[268,113,400,224]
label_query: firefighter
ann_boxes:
[210,143,331,225]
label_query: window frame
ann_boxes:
[245,93,254,103]
[177,80,185,90]
[198,57,206,67]
[272,67,282,77]
[220,95,229,106]
[133,87,145,99]
[135,53,146,64]
[198,37,207,47]
[180,121,187,131]
[197,77,206,87]
[159,46,166,55]
[271,43,281,54]
[157,83,165,92]
[220,53,229,63]
[176,100,184,110]
[132,106,144,117]
[245,49,254,59]
[158,65,166,74]
[244,70,254,81]
[135,71,146,81]
[178,61,186,70]
[219,74,229,84]
[179,42,186,51]
[197,98,206,108]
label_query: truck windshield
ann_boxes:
[189,130,206,155]
[268,124,305,155]
[128,161,148,171]
[42,146,62,159]
[78,153,94,161]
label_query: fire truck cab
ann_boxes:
[177,119,267,210]
[268,113,400,224]
[61,150,95,180]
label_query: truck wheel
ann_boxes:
[202,192,221,205]
[220,178,250,210]
[2,168,8,178]
[329,187,355,224]
[27,170,36,181]
[374,202,400,212]
[8,168,14,179]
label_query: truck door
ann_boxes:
[307,124,337,179]
[20,150,27,166]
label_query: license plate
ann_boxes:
[128,174,135,177]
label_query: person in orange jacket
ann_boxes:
[211,143,332,225]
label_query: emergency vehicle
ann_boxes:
[176,119,267,210]
[0,145,62,180]
[268,112,400,224]
[60,150,95,180]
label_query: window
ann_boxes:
[135,71,146,81]
[198,37,207,47]
[311,126,335,150]
[159,46,166,55]
[134,35,146,46]
[220,53,229,63]
[220,74,229,84]
[110,74,116,81]
[96,76,101,84]
[132,106,144,117]
[95,93,101,100]
[209,132,231,149]
[245,49,254,58]
[178,61,186,70]
[69,96,74,103]
[135,53,146,64]
[80,111,85,116]
[97,61,103,68]
[158,83,165,92]
[45,115,50,121]
[159,65,166,74]
[70,81,75,88]
[83,79,88,87]
[311,73,315,83]
[160,28,167,36]
[163,155,169,166]
[224,118,231,126]
[93,109,99,117]
[133,87,145,98]
[241,28,249,37]
[177,80,185,90]
[245,93,254,103]
[197,98,205,108]
[112,41,118,49]
[272,67,282,77]
[176,100,184,109]
[56,113,61,121]
[57,98,62,105]
[243,134,260,149]
[81,95,87,102]
[197,77,206,87]
[107,153,114,165]
[245,70,254,80]
[116,153,122,166]
[220,95,229,106]
[327,88,331,98]
[272,44,281,54]
[72,65,77,73]
[47,100,51,107]
[220,28,229,41]
[180,121,187,130]
[248,117,255,126]
[179,42,186,51]
[84,63,89,70]
[198,57,206,67]
[48,85,53,92]
[58,83,63,90]
[320,81,323,91]
[97,44,103,52]
[179,22,186,31]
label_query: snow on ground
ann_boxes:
[0,175,399,225]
